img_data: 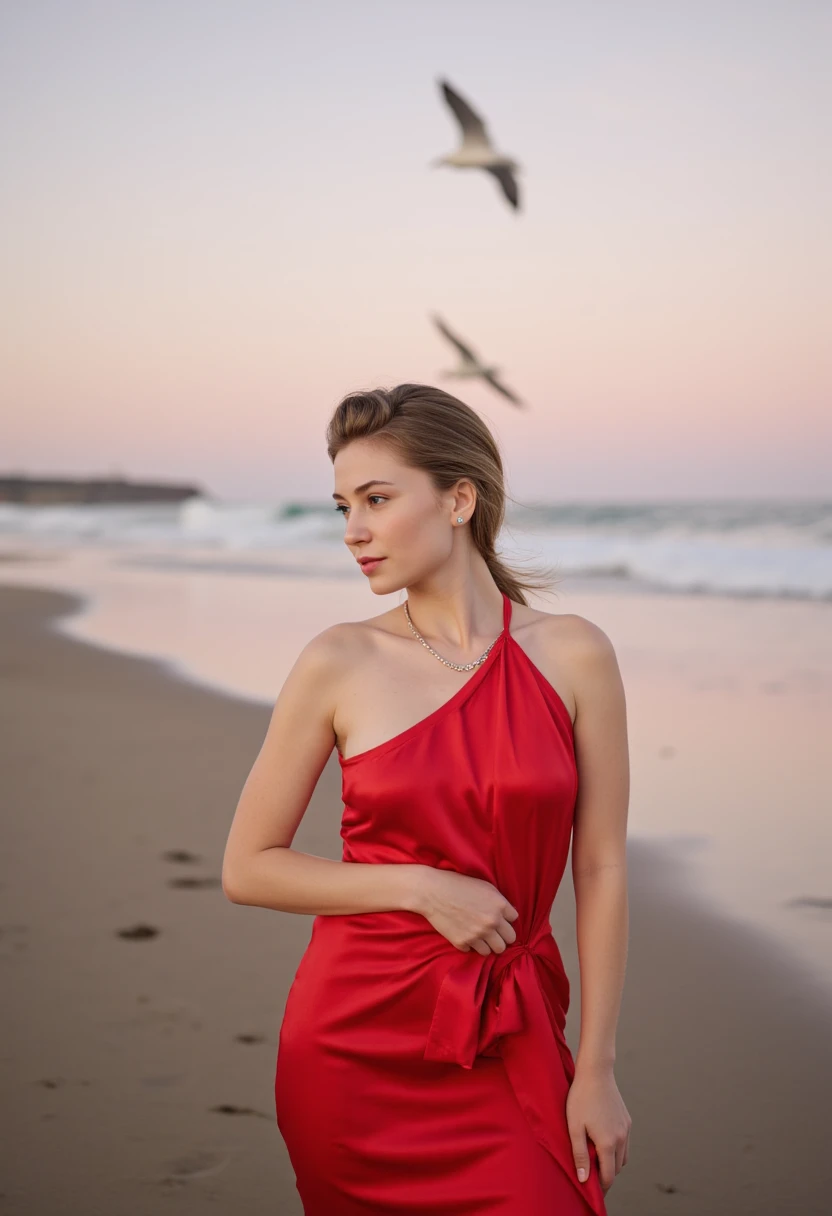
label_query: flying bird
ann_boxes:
[432,79,521,211]
[432,314,525,408]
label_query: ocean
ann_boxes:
[1,494,830,994]
[2,495,830,600]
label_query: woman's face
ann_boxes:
[332,439,472,594]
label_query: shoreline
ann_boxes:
[2,550,830,991]
[1,583,831,1213]
[2,539,831,606]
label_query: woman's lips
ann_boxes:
[359,558,386,576]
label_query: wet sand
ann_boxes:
[1,583,831,1215]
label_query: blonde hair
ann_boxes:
[326,383,557,605]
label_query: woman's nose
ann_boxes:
[344,514,371,546]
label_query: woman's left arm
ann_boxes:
[562,617,632,1195]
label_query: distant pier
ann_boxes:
[0,475,205,505]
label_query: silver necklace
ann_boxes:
[402,600,499,672]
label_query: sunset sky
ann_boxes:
[2,1,830,502]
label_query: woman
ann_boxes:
[222,383,631,1215]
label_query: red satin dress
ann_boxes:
[275,592,607,1215]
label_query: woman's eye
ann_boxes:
[334,496,386,516]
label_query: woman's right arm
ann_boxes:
[221,625,427,916]
[221,625,520,954]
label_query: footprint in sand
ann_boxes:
[161,1148,231,1184]
[116,923,160,940]
[35,1077,91,1089]
[168,876,221,890]
[161,849,201,864]
[210,1103,270,1119]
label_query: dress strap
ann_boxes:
[501,591,513,635]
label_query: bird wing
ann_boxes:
[487,165,520,210]
[482,369,524,407]
[440,80,492,148]
[432,314,479,365]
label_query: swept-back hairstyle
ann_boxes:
[326,383,557,605]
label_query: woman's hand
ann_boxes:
[566,1064,631,1195]
[412,867,519,954]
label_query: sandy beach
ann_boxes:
[2,581,832,1215]
[4,0,830,1209]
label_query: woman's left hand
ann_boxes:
[566,1065,632,1195]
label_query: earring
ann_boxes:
[456,516,464,524]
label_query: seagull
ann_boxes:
[432,79,521,211]
[432,314,525,408]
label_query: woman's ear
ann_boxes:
[452,479,477,520]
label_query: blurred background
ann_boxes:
[3,2,830,502]
[1,2,831,1213]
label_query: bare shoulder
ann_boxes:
[513,603,615,658]
[540,613,625,721]
[273,618,385,731]
[542,611,620,675]
[292,608,402,678]
[510,603,622,713]
[545,611,617,661]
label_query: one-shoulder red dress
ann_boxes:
[275,592,607,1215]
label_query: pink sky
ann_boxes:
[2,2,830,501]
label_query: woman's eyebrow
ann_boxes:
[332,480,395,500]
